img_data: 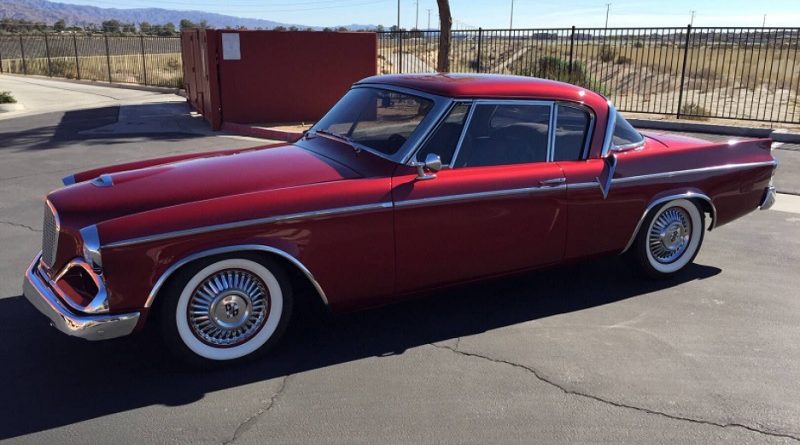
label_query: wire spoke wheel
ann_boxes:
[187,268,270,347]
[647,206,692,264]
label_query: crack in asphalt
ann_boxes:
[0,220,40,233]
[222,375,290,445]
[429,342,800,442]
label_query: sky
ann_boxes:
[55,0,800,28]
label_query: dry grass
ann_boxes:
[1,53,182,88]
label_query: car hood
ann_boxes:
[47,144,361,227]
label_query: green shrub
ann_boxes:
[0,91,17,104]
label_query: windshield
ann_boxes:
[310,87,435,157]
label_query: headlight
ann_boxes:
[79,225,103,273]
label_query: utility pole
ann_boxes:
[427,8,431,30]
[690,10,696,26]
[605,3,611,29]
[397,0,400,31]
[415,0,419,29]
[510,0,515,29]
[762,14,767,27]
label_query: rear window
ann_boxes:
[612,115,644,148]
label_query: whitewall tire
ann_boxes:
[634,199,705,278]
[159,254,293,366]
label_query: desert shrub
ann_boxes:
[519,56,608,95]
[680,103,710,120]
[598,44,616,62]
[49,59,77,79]
[0,91,17,104]
[616,55,632,64]
[633,41,644,48]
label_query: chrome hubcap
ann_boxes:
[188,269,269,347]
[648,207,692,264]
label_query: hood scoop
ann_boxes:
[90,174,114,188]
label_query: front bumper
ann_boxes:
[22,253,139,341]
[759,185,776,210]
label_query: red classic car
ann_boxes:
[23,74,777,365]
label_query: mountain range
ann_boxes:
[0,0,376,30]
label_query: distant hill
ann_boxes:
[0,0,376,30]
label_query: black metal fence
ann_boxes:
[3,29,799,123]
[379,27,800,124]
[0,34,182,88]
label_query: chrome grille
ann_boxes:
[41,202,59,269]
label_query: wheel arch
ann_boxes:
[620,191,716,254]
[144,244,329,311]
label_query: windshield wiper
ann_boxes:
[306,129,361,153]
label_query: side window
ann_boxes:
[453,103,551,168]
[612,114,644,149]
[554,105,591,161]
[416,102,470,165]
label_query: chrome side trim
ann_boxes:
[395,185,565,209]
[600,101,617,158]
[62,175,76,186]
[620,192,716,254]
[23,253,138,341]
[104,202,393,249]
[145,244,330,309]
[611,160,779,185]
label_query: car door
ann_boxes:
[392,100,568,294]
[553,105,649,259]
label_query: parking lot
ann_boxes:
[1,76,799,444]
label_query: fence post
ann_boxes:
[676,24,692,119]
[476,27,483,73]
[104,34,113,82]
[73,33,81,80]
[19,35,27,75]
[140,34,148,85]
[44,32,53,77]
[568,26,576,74]
[398,31,403,73]
[0,42,4,73]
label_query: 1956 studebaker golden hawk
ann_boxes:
[23,74,777,365]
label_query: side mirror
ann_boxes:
[415,153,442,180]
[596,153,617,199]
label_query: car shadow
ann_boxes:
[0,257,720,439]
[0,103,211,152]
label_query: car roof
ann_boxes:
[355,73,608,110]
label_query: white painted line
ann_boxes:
[771,193,800,215]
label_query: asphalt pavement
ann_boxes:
[1,76,799,444]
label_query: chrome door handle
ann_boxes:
[539,177,566,186]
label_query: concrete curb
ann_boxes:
[0,73,184,96]
[628,118,800,144]
[221,122,302,142]
[0,102,24,112]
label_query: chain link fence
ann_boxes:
[0,34,182,88]
[379,27,800,124]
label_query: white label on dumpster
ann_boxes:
[222,33,241,60]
